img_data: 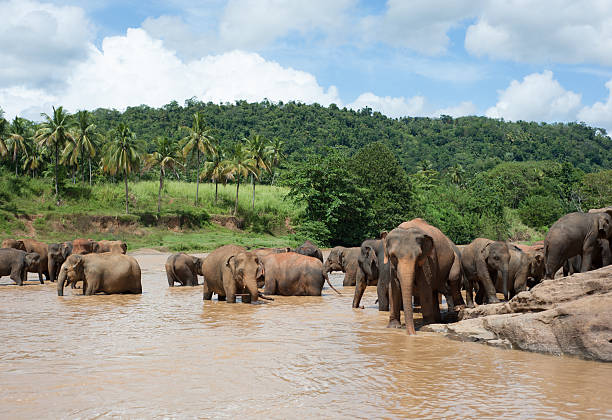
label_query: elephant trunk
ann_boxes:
[57,270,67,296]
[396,258,417,335]
[352,271,367,308]
[48,259,57,282]
[245,278,259,303]
[501,266,510,301]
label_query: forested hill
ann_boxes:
[91,99,612,174]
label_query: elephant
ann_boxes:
[563,238,611,276]
[95,240,127,254]
[201,245,265,303]
[14,239,49,283]
[1,239,26,250]
[166,253,202,286]
[382,218,458,335]
[352,239,391,311]
[252,247,291,260]
[544,211,612,278]
[323,246,361,286]
[527,251,546,288]
[72,238,97,255]
[57,253,142,296]
[261,252,340,296]
[512,241,544,255]
[294,240,323,262]
[0,248,41,285]
[48,241,73,282]
[486,245,533,300]
[461,238,511,306]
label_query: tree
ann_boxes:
[6,117,30,175]
[145,136,181,214]
[201,140,227,205]
[448,164,465,187]
[181,112,214,205]
[74,110,100,185]
[245,134,271,210]
[36,106,75,200]
[22,142,44,177]
[101,123,142,214]
[224,143,256,215]
[60,131,79,183]
[268,137,285,185]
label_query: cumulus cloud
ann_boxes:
[0,0,94,89]
[578,79,612,133]
[347,92,426,118]
[361,0,483,55]
[465,1,612,65]
[3,28,341,118]
[485,71,582,122]
[433,101,477,118]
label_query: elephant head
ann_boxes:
[527,251,545,288]
[597,212,612,239]
[48,242,73,282]
[2,239,26,251]
[382,227,434,335]
[359,244,379,280]
[24,252,41,273]
[57,254,85,296]
[324,247,344,273]
[481,241,511,301]
[225,251,263,303]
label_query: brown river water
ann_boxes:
[1,252,612,419]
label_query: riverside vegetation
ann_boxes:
[1,100,611,251]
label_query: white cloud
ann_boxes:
[578,79,612,133]
[485,71,582,122]
[2,28,341,119]
[0,0,94,88]
[465,1,612,65]
[347,92,425,118]
[361,0,483,55]
[434,101,477,118]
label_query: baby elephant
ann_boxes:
[0,248,41,285]
[57,253,142,296]
[166,253,202,286]
[262,252,341,296]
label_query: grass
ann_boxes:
[505,208,546,243]
[0,172,304,252]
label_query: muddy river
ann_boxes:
[1,252,611,419]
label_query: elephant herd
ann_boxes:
[0,238,138,295]
[2,207,610,335]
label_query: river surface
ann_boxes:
[1,252,612,419]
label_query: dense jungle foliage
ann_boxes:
[1,100,611,247]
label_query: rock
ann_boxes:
[427,265,612,362]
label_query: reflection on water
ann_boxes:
[1,253,611,419]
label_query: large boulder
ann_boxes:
[423,265,612,362]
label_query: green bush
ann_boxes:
[518,195,565,229]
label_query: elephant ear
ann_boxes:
[338,249,344,266]
[481,242,492,260]
[417,234,434,266]
[256,262,265,280]
[367,247,378,269]
[17,240,26,251]
[598,214,611,238]
[225,255,236,271]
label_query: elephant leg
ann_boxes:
[217,294,226,301]
[418,278,438,324]
[479,272,500,303]
[167,273,174,287]
[464,274,475,308]
[387,278,402,329]
[580,250,594,273]
[11,266,24,286]
[377,277,389,312]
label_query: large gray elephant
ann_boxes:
[48,241,73,282]
[261,252,340,296]
[201,245,264,303]
[382,218,457,335]
[323,246,360,286]
[0,248,41,285]
[352,239,390,311]
[57,253,142,295]
[486,245,532,300]
[294,240,323,262]
[166,253,202,286]
[95,240,127,254]
[13,239,49,283]
[545,211,612,278]
[461,238,511,306]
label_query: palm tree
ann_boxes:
[0,111,8,158]
[36,106,74,200]
[181,112,214,205]
[448,164,465,187]
[101,123,142,214]
[268,137,285,185]
[6,117,30,175]
[224,143,256,215]
[74,110,100,185]
[201,140,227,205]
[145,136,181,214]
[61,130,80,183]
[245,134,271,210]
[22,142,44,177]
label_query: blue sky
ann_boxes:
[1,0,612,133]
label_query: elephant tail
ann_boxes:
[323,271,341,295]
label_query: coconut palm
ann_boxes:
[101,123,142,214]
[224,143,256,215]
[22,142,44,177]
[268,137,285,185]
[0,115,9,158]
[6,117,30,176]
[36,106,75,199]
[245,134,271,210]
[201,140,227,205]
[145,136,181,214]
[448,164,465,187]
[181,112,214,205]
[74,110,100,185]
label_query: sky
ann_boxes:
[1,0,612,134]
